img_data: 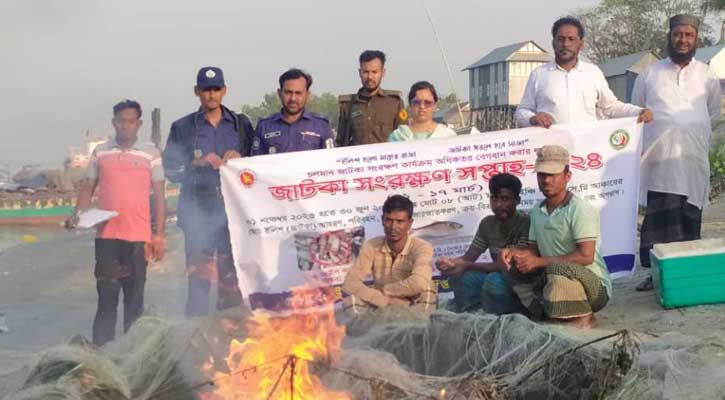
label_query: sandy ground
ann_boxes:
[0,227,190,395]
[1,199,725,397]
[596,198,725,338]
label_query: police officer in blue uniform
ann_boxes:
[252,68,334,155]
[162,66,253,317]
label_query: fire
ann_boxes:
[200,287,350,400]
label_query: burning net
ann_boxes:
[5,298,725,400]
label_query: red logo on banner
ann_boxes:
[240,170,255,187]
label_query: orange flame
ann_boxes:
[200,287,349,400]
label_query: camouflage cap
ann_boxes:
[535,145,570,174]
[669,14,700,31]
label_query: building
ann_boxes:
[599,51,660,103]
[463,41,551,131]
[695,44,725,79]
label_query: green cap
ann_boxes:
[535,145,570,174]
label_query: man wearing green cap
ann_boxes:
[500,145,610,329]
[631,15,722,291]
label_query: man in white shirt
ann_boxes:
[514,17,653,128]
[631,14,722,291]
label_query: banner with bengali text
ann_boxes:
[221,117,642,311]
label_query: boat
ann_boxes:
[0,130,179,226]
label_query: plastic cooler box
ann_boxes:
[650,238,725,309]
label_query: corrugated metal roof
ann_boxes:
[599,51,657,77]
[508,53,552,63]
[463,41,550,70]
[695,44,725,63]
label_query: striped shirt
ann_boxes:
[470,212,530,262]
[87,139,164,242]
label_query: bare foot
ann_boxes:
[548,314,596,329]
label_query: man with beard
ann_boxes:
[500,145,611,329]
[631,15,722,291]
[252,68,334,155]
[163,67,253,317]
[342,195,437,315]
[515,17,653,128]
[337,50,405,146]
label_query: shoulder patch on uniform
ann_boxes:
[380,89,403,99]
[338,94,354,102]
[308,112,329,122]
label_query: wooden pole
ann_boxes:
[151,108,162,149]
[421,0,465,127]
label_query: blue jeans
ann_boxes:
[448,271,521,314]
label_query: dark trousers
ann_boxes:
[639,191,703,268]
[183,222,243,317]
[93,239,147,346]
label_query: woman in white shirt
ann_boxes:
[388,81,457,141]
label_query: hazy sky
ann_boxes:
[0,0,598,170]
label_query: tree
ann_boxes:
[574,0,717,64]
[240,93,281,125]
[437,93,459,111]
[704,0,725,42]
[240,92,340,129]
[305,92,339,130]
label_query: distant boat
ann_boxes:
[0,136,179,226]
[0,192,77,225]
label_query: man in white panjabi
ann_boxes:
[514,16,652,128]
[631,14,722,291]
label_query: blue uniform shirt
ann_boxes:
[195,108,240,158]
[252,110,334,155]
[192,107,241,192]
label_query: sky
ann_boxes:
[0,0,598,171]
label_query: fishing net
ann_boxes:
[4,308,725,400]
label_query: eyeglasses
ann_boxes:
[411,99,436,108]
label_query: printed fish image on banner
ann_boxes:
[412,221,464,239]
[294,227,365,272]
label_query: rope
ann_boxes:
[512,329,633,388]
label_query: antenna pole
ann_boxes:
[422,0,465,127]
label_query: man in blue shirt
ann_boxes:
[252,68,334,155]
[163,66,254,317]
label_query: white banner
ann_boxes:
[221,118,642,311]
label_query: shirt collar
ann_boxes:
[380,235,413,256]
[109,136,138,150]
[221,107,234,122]
[538,191,574,213]
[272,109,311,122]
[665,56,695,71]
[194,106,234,123]
[549,60,583,72]
[356,87,390,101]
